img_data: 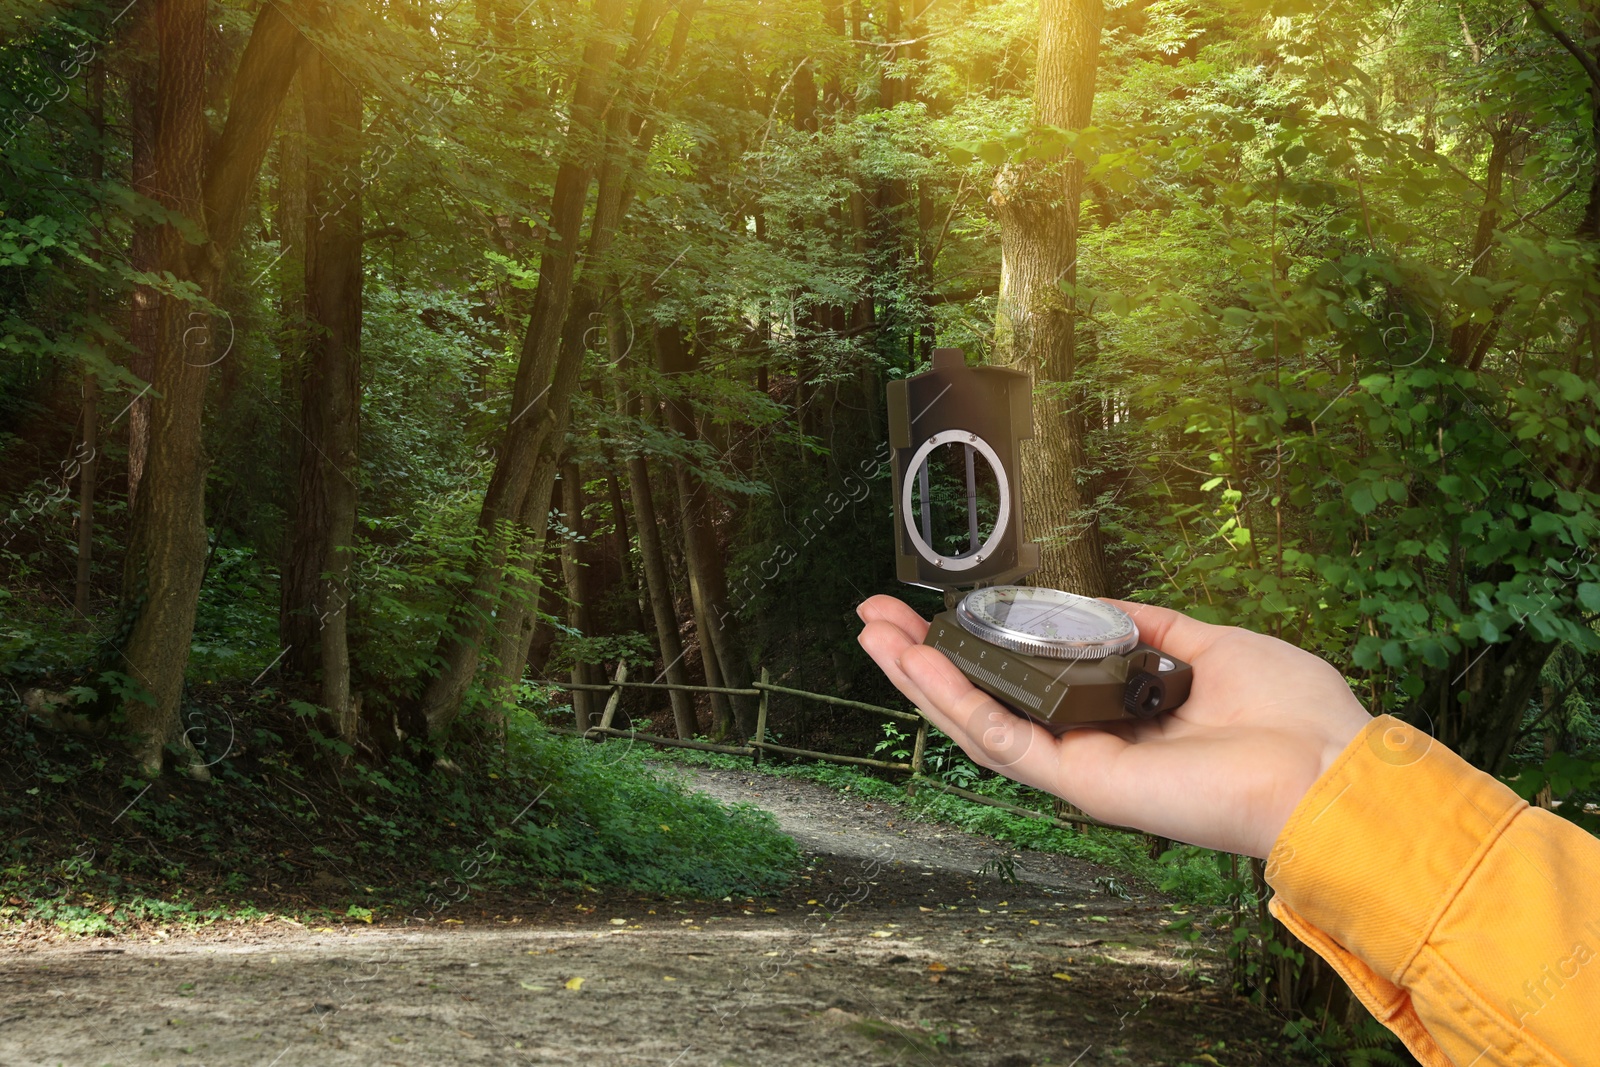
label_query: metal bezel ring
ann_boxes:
[900,429,1011,573]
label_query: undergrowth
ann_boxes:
[0,697,799,938]
[641,729,1230,907]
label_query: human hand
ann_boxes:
[856,595,1372,858]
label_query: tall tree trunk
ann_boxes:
[116,0,308,776]
[656,323,756,738]
[480,284,601,704]
[559,463,603,729]
[673,466,732,736]
[990,0,1108,596]
[627,453,697,737]
[275,84,307,651]
[1449,118,1521,369]
[484,471,559,717]
[285,38,363,744]
[417,0,631,735]
[605,465,648,635]
[419,0,698,737]
[126,13,159,510]
[118,0,212,778]
[611,298,697,738]
[76,60,105,623]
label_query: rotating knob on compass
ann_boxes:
[1123,672,1165,718]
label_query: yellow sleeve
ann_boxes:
[1264,715,1600,1067]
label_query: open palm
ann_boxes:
[856,595,1372,858]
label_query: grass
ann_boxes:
[640,737,1234,906]
[0,698,801,939]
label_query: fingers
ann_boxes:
[1102,598,1220,663]
[857,619,937,713]
[856,595,930,643]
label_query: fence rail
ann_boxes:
[535,667,1132,835]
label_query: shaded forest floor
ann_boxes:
[0,766,1311,1067]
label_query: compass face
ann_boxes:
[954,586,1139,661]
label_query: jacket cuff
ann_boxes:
[1263,714,1526,984]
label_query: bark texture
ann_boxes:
[125,12,158,509]
[118,0,213,777]
[990,0,1108,596]
[657,323,756,739]
[284,37,363,744]
[417,0,630,736]
[559,464,604,729]
[116,0,309,776]
[418,0,698,736]
[626,452,697,737]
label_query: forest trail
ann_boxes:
[0,767,1299,1067]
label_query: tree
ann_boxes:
[990,0,1109,597]
[283,15,364,745]
[414,0,633,738]
[116,0,308,777]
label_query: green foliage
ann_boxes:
[1,3,1598,1055]
[1283,1013,1408,1067]
[188,545,278,682]
[0,699,798,936]
[506,716,799,895]
[647,740,1231,906]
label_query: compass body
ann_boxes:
[887,348,1193,729]
[925,587,1193,731]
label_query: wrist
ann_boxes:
[1317,706,1369,780]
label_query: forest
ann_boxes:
[3,0,1600,1062]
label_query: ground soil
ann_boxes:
[0,765,1306,1067]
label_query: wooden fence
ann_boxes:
[538,665,1131,834]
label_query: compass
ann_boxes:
[926,585,1191,730]
[886,349,1193,731]
[956,587,1137,660]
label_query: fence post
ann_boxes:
[751,667,769,766]
[594,662,628,737]
[907,714,928,797]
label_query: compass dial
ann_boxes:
[954,586,1139,661]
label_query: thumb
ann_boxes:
[1102,599,1219,663]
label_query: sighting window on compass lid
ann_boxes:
[905,436,1003,562]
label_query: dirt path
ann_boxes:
[0,767,1302,1066]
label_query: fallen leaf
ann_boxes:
[869,931,892,938]
[928,962,947,972]
[1051,973,1073,981]
[564,976,585,991]
[518,981,550,992]
[609,918,627,925]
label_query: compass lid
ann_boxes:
[885,348,1039,591]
